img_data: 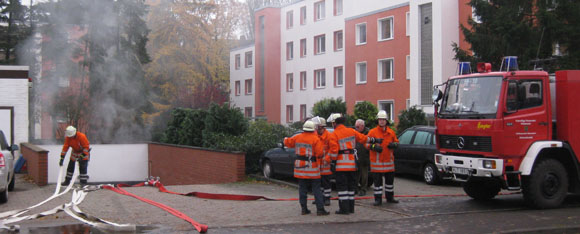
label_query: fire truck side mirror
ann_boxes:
[432,88,443,103]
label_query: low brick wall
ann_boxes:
[148,143,246,185]
[20,143,48,186]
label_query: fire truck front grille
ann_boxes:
[439,135,492,152]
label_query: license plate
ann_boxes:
[452,167,469,175]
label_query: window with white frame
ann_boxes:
[235,81,240,96]
[378,17,393,41]
[300,38,307,57]
[235,54,240,69]
[334,30,343,51]
[356,62,367,84]
[245,107,253,118]
[406,12,410,36]
[314,1,325,21]
[334,0,342,16]
[378,58,394,81]
[286,41,293,60]
[406,99,411,109]
[356,23,366,45]
[300,71,307,90]
[286,73,294,92]
[314,69,326,88]
[406,55,410,80]
[378,100,394,122]
[300,6,307,25]
[245,51,253,67]
[286,11,293,29]
[314,34,325,54]
[286,105,294,123]
[334,66,343,87]
[300,104,307,121]
[245,79,253,95]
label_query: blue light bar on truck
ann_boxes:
[500,56,519,72]
[457,62,471,75]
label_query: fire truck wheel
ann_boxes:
[423,163,440,185]
[522,159,568,209]
[463,179,501,200]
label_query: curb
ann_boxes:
[248,174,299,189]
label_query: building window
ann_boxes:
[334,0,342,16]
[406,12,410,36]
[300,6,307,25]
[286,73,294,92]
[235,54,240,69]
[245,79,252,95]
[334,66,343,87]
[286,105,294,123]
[378,100,394,122]
[334,30,343,51]
[356,23,366,45]
[406,55,410,80]
[300,104,307,121]
[314,34,325,55]
[300,71,307,90]
[314,1,325,21]
[406,99,411,109]
[286,10,293,29]
[300,38,307,57]
[286,41,294,60]
[378,17,393,41]
[314,69,326,89]
[245,51,253,67]
[245,107,253,118]
[356,62,367,84]
[235,81,241,96]
[378,58,394,81]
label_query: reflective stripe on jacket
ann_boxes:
[318,129,332,175]
[328,124,369,172]
[284,131,323,179]
[61,132,90,161]
[366,126,398,173]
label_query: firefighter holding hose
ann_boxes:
[59,126,91,186]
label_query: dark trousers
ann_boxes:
[372,172,395,200]
[321,174,332,201]
[298,178,324,211]
[356,161,369,192]
[65,160,89,184]
[335,171,356,211]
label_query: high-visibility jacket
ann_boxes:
[328,124,369,172]
[366,126,399,173]
[318,129,332,175]
[284,131,324,179]
[61,132,90,161]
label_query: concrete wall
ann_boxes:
[0,65,29,147]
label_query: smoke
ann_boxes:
[17,0,152,144]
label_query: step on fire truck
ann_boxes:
[432,57,580,209]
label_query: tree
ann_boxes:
[311,97,347,121]
[353,101,378,129]
[397,106,427,133]
[0,0,30,64]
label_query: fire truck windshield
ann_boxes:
[440,76,502,119]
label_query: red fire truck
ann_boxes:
[432,57,580,209]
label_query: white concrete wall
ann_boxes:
[45,144,148,184]
[0,66,30,147]
[344,0,409,18]
[409,0,459,114]
[229,45,256,117]
[280,0,345,123]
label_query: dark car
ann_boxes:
[260,128,333,179]
[394,125,446,185]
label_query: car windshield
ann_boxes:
[439,76,502,119]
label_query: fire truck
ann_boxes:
[432,57,580,209]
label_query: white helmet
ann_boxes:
[377,110,388,119]
[327,113,342,123]
[319,117,326,127]
[65,126,77,137]
[303,120,316,132]
[310,116,322,126]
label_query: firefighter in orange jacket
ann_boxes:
[312,116,332,206]
[328,113,380,214]
[59,126,91,186]
[284,120,330,216]
[367,110,400,205]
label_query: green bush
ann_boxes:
[202,103,248,147]
[353,101,378,129]
[161,108,207,147]
[397,106,428,133]
[311,97,347,120]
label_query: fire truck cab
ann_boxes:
[432,57,580,209]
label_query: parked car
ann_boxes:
[0,130,17,203]
[394,125,446,185]
[260,128,334,179]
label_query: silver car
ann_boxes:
[0,130,17,203]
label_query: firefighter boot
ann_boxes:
[317,209,330,216]
[386,193,399,204]
[301,205,311,215]
[61,180,70,186]
[335,201,349,215]
[373,196,382,206]
[349,199,355,213]
[324,197,330,206]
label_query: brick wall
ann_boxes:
[148,143,245,185]
[20,143,48,186]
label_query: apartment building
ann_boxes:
[229,42,256,119]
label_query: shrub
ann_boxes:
[311,97,347,120]
[353,101,378,129]
[397,106,428,133]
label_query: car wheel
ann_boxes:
[8,173,15,191]
[423,163,440,185]
[262,160,274,179]
[0,188,7,203]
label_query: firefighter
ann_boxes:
[328,113,380,214]
[313,116,332,206]
[284,120,330,216]
[59,126,91,186]
[367,110,400,205]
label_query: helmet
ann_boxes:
[377,110,388,119]
[303,120,316,132]
[65,126,77,137]
[327,113,342,123]
[310,116,322,126]
[319,118,326,127]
